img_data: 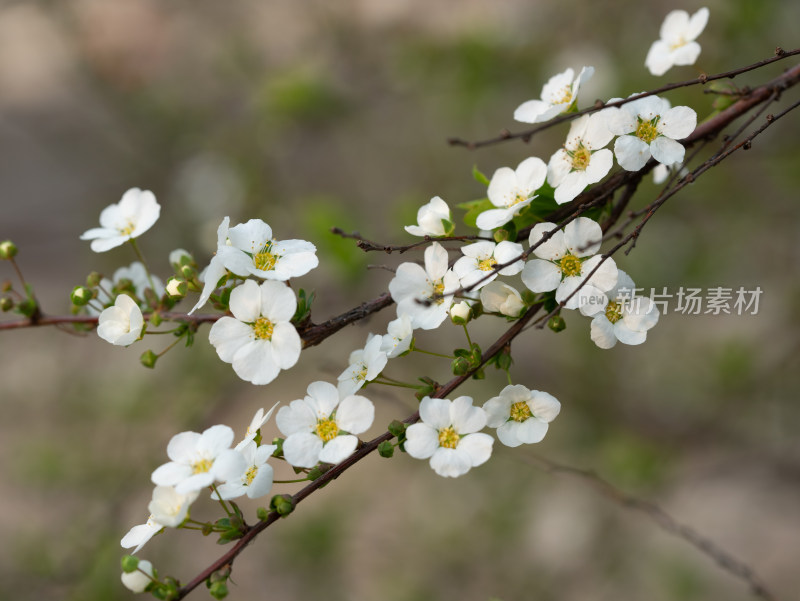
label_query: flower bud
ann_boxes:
[208,581,229,600]
[451,356,470,376]
[387,420,407,438]
[256,507,270,521]
[140,350,158,369]
[71,286,93,306]
[180,264,196,280]
[0,240,18,259]
[480,282,524,317]
[86,271,103,288]
[377,440,395,458]
[449,301,471,325]
[0,296,13,312]
[121,555,140,573]
[120,559,154,593]
[269,494,295,517]
[166,278,187,299]
[169,248,193,268]
[548,315,566,332]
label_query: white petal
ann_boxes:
[564,217,603,257]
[554,171,588,205]
[475,207,516,230]
[614,321,648,345]
[209,317,253,363]
[456,433,493,466]
[513,99,549,123]
[270,323,301,369]
[645,40,673,76]
[650,136,686,166]
[450,396,486,434]
[590,316,617,349]
[283,432,323,468]
[228,219,272,254]
[231,340,280,385]
[529,223,566,260]
[404,423,439,459]
[483,395,513,428]
[430,447,471,478]
[305,381,340,418]
[228,280,262,322]
[530,391,561,422]
[276,400,316,435]
[516,418,549,444]
[515,157,548,192]
[614,135,651,171]
[319,435,358,464]
[521,259,561,293]
[336,395,375,434]
[419,396,452,430]
[259,281,297,322]
[660,9,690,41]
[659,106,697,140]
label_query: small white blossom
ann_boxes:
[590,270,660,349]
[276,381,375,468]
[453,240,524,290]
[479,282,525,317]
[547,112,614,204]
[646,8,709,76]
[121,559,154,593]
[236,402,279,450]
[147,486,199,528]
[513,66,594,124]
[608,95,697,171]
[165,278,186,298]
[405,396,493,478]
[120,515,163,554]
[404,196,452,237]
[213,440,277,500]
[389,242,459,330]
[80,188,160,253]
[521,217,618,313]
[208,279,301,385]
[476,157,548,230]
[483,385,561,447]
[151,425,246,494]
[97,294,144,346]
[337,335,388,397]
[380,314,414,358]
[449,301,471,324]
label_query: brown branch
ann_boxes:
[521,453,776,601]
[331,227,488,254]
[448,48,800,150]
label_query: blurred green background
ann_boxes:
[1,0,799,600]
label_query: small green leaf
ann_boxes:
[472,164,491,186]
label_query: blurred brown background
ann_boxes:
[1,1,799,600]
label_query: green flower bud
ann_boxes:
[269,494,295,517]
[120,555,140,573]
[256,507,269,521]
[149,312,162,327]
[140,350,158,368]
[86,271,103,288]
[0,296,13,312]
[70,286,93,306]
[208,581,228,600]
[16,298,37,318]
[180,264,197,280]
[387,420,407,438]
[165,278,187,298]
[548,315,566,332]
[451,356,470,376]
[495,345,513,371]
[0,240,18,259]
[377,440,394,458]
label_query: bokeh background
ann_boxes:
[1,1,799,600]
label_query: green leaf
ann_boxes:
[472,164,490,186]
[459,198,493,229]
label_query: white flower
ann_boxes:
[547,112,614,204]
[121,559,154,593]
[475,157,548,230]
[213,440,277,500]
[513,66,594,124]
[453,240,524,290]
[608,95,697,171]
[521,217,618,313]
[337,335,388,397]
[449,301,471,324]
[151,425,247,494]
[404,196,452,237]
[645,8,709,76]
[208,279,301,385]
[236,402,279,450]
[590,270,660,349]
[97,294,144,346]
[88,262,163,316]
[165,278,186,298]
[80,188,160,253]
[146,486,199,528]
[120,515,163,554]
[380,314,414,358]
[479,282,525,317]
[191,217,318,313]
[483,385,561,448]
[389,242,459,330]
[405,396,494,478]
[276,381,375,468]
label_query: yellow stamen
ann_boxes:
[478,257,498,272]
[509,401,532,422]
[554,86,573,105]
[192,458,213,474]
[635,116,660,144]
[254,251,278,271]
[252,317,274,340]
[605,300,622,323]
[432,280,446,305]
[568,143,592,171]
[559,253,582,277]
[316,418,339,442]
[438,426,460,449]
[245,465,258,486]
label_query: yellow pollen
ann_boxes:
[245,465,258,486]
[438,426,460,449]
[554,86,573,105]
[254,251,278,271]
[120,221,136,236]
[356,365,368,381]
[635,116,660,144]
[478,257,498,272]
[509,401,533,422]
[432,280,446,305]
[509,193,528,207]
[669,36,686,51]
[252,317,274,340]
[605,300,623,323]
[316,418,339,442]
[192,458,213,474]
[559,253,582,277]
[569,144,592,171]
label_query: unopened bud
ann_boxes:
[180,264,196,280]
[256,507,270,521]
[140,350,158,368]
[377,440,395,458]
[71,286,93,306]
[166,278,187,298]
[387,420,407,438]
[208,581,228,599]
[86,271,103,288]
[449,301,471,325]
[0,297,13,312]
[451,356,470,376]
[120,555,139,574]
[169,248,192,268]
[548,315,566,332]
[269,494,295,517]
[0,240,18,259]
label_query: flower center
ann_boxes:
[509,192,529,207]
[252,317,275,340]
[478,257,498,272]
[245,465,258,486]
[192,458,213,474]
[605,300,622,323]
[120,221,136,236]
[316,417,339,442]
[438,426,460,449]
[432,279,446,305]
[558,253,582,277]
[635,116,660,144]
[554,86,573,105]
[509,401,533,422]
[568,143,592,171]
[254,251,278,271]
[669,36,686,51]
